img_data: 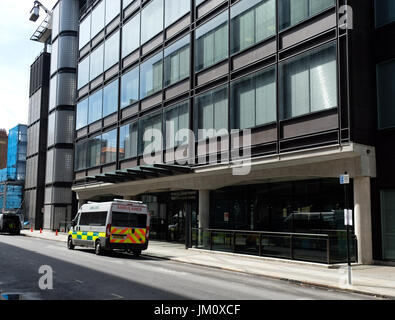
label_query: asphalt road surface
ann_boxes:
[0,234,377,300]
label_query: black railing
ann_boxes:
[192,228,357,264]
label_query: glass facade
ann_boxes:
[87,135,101,168]
[101,129,117,164]
[195,11,228,72]
[119,122,138,160]
[279,0,335,30]
[88,89,103,124]
[195,85,228,138]
[279,42,337,120]
[139,112,162,155]
[140,52,163,99]
[104,31,120,71]
[164,101,190,149]
[231,66,276,129]
[77,56,89,89]
[103,80,119,117]
[164,35,190,87]
[231,0,276,54]
[122,13,140,58]
[375,0,395,27]
[121,66,139,109]
[141,0,164,44]
[89,43,104,81]
[76,98,88,130]
[164,0,190,27]
[376,59,395,130]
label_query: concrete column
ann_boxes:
[198,190,210,229]
[354,177,373,265]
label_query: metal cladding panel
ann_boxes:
[57,73,76,106]
[53,188,72,204]
[43,205,52,229]
[45,187,53,204]
[47,112,55,147]
[55,110,75,144]
[27,122,40,157]
[59,0,79,33]
[45,149,54,184]
[49,75,57,111]
[53,149,74,183]
[52,3,60,40]
[51,39,58,75]
[58,36,78,69]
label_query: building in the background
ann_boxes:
[25,49,51,230]
[0,129,8,169]
[0,125,27,214]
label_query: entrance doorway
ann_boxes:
[381,190,395,261]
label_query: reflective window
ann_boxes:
[123,0,134,9]
[279,0,335,30]
[164,101,189,149]
[375,0,395,27]
[141,0,164,44]
[104,31,120,70]
[76,98,89,130]
[164,0,190,27]
[78,56,90,89]
[377,59,395,129]
[75,140,88,171]
[195,11,228,72]
[140,52,163,99]
[103,80,119,117]
[121,66,139,108]
[90,43,104,81]
[231,67,276,130]
[88,89,103,124]
[119,122,138,160]
[79,14,91,49]
[231,0,275,54]
[105,0,120,25]
[91,0,105,38]
[279,42,337,120]
[139,112,162,155]
[101,129,117,164]
[122,13,140,58]
[164,35,190,87]
[195,85,228,138]
[88,135,101,168]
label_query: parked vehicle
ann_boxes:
[0,213,21,235]
[68,200,150,256]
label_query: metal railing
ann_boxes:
[192,228,357,264]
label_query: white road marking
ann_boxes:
[110,293,124,299]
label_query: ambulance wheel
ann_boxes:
[67,237,74,250]
[95,241,102,255]
[133,250,141,257]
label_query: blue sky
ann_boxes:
[0,0,57,133]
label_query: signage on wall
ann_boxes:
[340,174,350,185]
[224,212,229,222]
[344,209,353,226]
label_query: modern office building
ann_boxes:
[25,48,51,230]
[32,0,392,265]
[0,129,8,169]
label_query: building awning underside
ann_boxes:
[79,164,193,185]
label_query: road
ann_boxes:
[0,234,377,300]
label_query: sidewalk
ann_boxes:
[21,229,395,299]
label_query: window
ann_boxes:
[195,11,228,72]
[377,60,395,129]
[88,89,103,124]
[279,42,337,120]
[76,98,89,130]
[79,14,91,49]
[231,0,276,54]
[119,122,138,160]
[164,35,190,87]
[164,101,189,149]
[88,135,101,168]
[139,112,162,155]
[91,0,105,38]
[112,212,147,228]
[279,0,335,30]
[89,43,104,81]
[105,0,120,25]
[103,80,119,117]
[75,140,88,171]
[78,56,90,89]
[101,129,117,164]
[140,52,163,99]
[141,0,164,44]
[195,85,228,138]
[164,0,190,27]
[123,0,134,9]
[375,0,395,27]
[80,211,107,226]
[381,190,395,261]
[122,13,140,58]
[231,66,276,130]
[104,31,120,71]
[121,66,139,108]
